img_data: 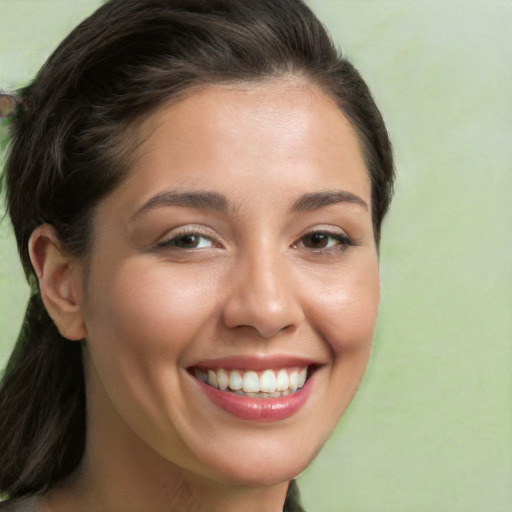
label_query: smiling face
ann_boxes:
[77,79,379,491]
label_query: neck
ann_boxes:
[41,464,290,512]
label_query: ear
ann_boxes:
[28,224,86,341]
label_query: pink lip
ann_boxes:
[192,354,319,371]
[195,376,313,422]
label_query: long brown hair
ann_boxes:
[0,0,394,503]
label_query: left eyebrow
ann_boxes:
[291,190,368,212]
[130,190,230,222]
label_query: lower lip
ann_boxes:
[195,377,313,422]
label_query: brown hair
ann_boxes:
[0,0,394,504]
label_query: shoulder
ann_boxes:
[0,497,39,512]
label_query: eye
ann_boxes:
[294,229,355,252]
[302,232,338,249]
[156,228,218,250]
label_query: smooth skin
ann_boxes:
[25,78,379,512]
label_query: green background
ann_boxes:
[1,1,511,510]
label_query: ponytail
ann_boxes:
[284,479,306,512]
[0,293,85,498]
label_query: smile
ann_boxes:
[193,367,308,398]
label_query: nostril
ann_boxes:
[221,299,303,339]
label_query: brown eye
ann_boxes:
[158,233,214,249]
[173,234,202,248]
[297,231,355,252]
[303,232,331,249]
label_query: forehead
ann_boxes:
[98,78,371,222]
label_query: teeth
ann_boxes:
[228,370,243,391]
[207,369,218,389]
[195,366,309,396]
[195,369,208,383]
[276,369,289,391]
[298,367,307,388]
[217,368,228,390]
[259,370,276,393]
[242,371,259,393]
[289,371,299,392]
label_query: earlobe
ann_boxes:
[28,224,86,341]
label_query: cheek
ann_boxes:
[82,261,221,406]
[86,261,217,348]
[306,256,380,355]
[81,260,229,461]
[292,256,379,445]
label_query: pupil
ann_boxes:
[179,234,198,247]
[309,233,327,247]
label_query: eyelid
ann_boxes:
[156,224,223,249]
[297,224,352,239]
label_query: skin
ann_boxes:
[26,78,380,512]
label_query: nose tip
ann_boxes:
[221,259,304,339]
[225,300,294,339]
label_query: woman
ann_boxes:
[0,0,394,510]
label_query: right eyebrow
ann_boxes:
[291,190,368,212]
[130,190,230,222]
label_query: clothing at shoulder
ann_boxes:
[0,497,38,512]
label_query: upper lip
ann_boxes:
[189,354,323,371]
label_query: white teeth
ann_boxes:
[207,369,218,388]
[298,367,307,388]
[217,368,228,390]
[195,366,310,396]
[276,369,289,391]
[242,371,260,393]
[228,370,243,391]
[289,371,299,392]
[259,370,276,393]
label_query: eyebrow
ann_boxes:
[130,188,368,222]
[130,190,230,222]
[291,190,368,212]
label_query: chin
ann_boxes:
[193,431,323,488]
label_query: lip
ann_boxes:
[194,374,314,422]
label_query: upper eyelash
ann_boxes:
[155,227,356,251]
[296,230,357,251]
[156,227,217,249]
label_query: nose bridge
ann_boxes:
[222,240,302,338]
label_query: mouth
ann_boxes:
[189,365,314,398]
[188,358,320,421]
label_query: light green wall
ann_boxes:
[1,1,511,510]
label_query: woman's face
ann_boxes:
[78,79,379,488]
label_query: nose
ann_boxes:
[221,249,304,339]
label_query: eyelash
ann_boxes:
[292,229,356,254]
[156,227,218,250]
[155,227,356,253]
